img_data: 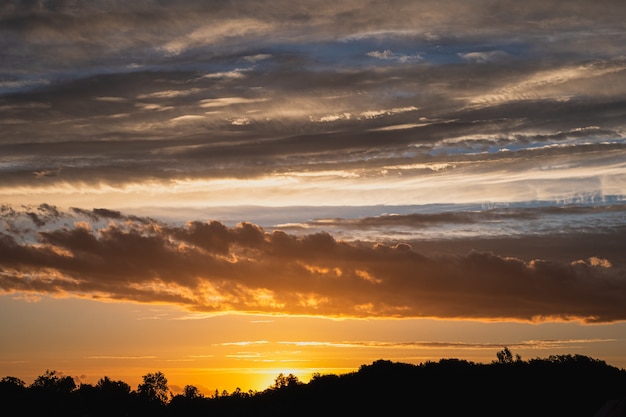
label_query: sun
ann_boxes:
[244,367,316,392]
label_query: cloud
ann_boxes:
[312,113,352,123]
[1,206,625,323]
[466,60,626,107]
[276,338,615,350]
[230,117,251,126]
[359,106,419,119]
[2,2,621,88]
[366,50,423,63]
[158,18,273,56]
[459,51,510,63]
[137,88,205,99]
[2,3,625,203]
[200,70,249,79]
[1,2,626,327]
[86,356,157,360]
[168,115,206,123]
[243,54,272,63]
[198,97,267,108]
[295,204,626,231]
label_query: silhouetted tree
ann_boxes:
[0,376,27,409]
[0,375,25,388]
[169,384,210,415]
[27,370,77,416]
[272,373,300,389]
[182,384,203,399]
[137,371,169,404]
[85,376,132,416]
[495,346,521,364]
[30,369,76,393]
[96,375,131,396]
[0,375,26,397]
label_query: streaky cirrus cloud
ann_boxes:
[2,1,626,214]
[1,206,624,323]
[274,339,615,350]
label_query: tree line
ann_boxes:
[1,349,625,416]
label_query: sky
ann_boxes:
[1,0,626,396]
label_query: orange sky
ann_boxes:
[2,295,625,395]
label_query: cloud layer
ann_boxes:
[1,1,625,209]
[1,206,624,323]
[1,2,626,326]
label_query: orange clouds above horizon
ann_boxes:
[1,205,624,323]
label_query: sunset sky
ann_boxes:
[1,0,626,395]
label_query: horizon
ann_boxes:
[1,0,626,397]
[4,346,623,394]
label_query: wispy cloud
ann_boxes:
[277,339,616,350]
[466,60,626,107]
[220,341,271,347]
[2,0,625,215]
[366,50,423,63]
[86,356,158,360]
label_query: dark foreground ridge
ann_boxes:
[1,349,625,417]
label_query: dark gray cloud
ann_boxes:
[2,0,625,191]
[291,204,626,233]
[0,206,625,323]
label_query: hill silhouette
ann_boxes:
[1,349,625,416]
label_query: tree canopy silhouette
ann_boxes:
[0,351,624,417]
[30,369,76,393]
[137,371,169,405]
